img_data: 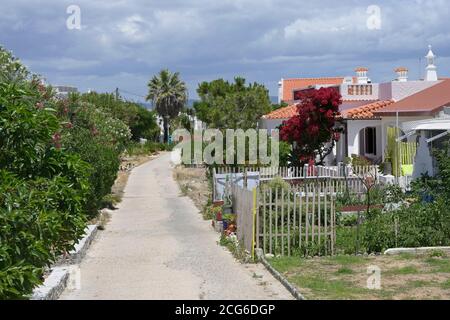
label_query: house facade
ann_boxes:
[260,46,450,170]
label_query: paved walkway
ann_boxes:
[60,153,292,300]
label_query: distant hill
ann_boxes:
[138,102,153,110]
[270,96,278,104]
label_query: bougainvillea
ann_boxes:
[280,87,343,166]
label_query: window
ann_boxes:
[365,127,377,155]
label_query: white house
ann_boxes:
[54,85,78,99]
[260,46,449,170]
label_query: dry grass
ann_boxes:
[270,252,450,300]
[173,166,211,211]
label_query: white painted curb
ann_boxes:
[384,246,450,255]
[31,267,69,300]
[31,225,98,300]
[255,249,306,300]
[56,225,98,265]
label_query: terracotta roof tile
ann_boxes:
[281,77,347,102]
[263,104,298,120]
[341,100,395,119]
[373,79,450,116]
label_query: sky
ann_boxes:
[1,0,449,101]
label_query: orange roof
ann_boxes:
[373,79,450,116]
[355,67,369,72]
[282,77,345,102]
[341,100,395,119]
[395,67,409,72]
[263,104,298,120]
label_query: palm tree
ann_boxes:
[147,69,188,143]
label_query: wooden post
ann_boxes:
[263,187,267,254]
[287,186,291,256]
[318,181,322,256]
[252,187,257,260]
[293,187,297,247]
[281,188,285,256]
[275,188,279,255]
[305,184,310,255]
[269,188,273,255]
[324,181,328,256]
[299,185,303,252]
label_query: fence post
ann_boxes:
[252,187,257,260]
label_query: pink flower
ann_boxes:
[52,133,62,149]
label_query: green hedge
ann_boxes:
[57,100,130,216]
[0,48,92,299]
[0,46,133,298]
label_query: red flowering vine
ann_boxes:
[280,87,343,166]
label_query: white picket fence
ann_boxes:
[213,164,379,180]
[213,165,379,200]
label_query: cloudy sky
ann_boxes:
[1,0,449,101]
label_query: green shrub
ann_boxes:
[131,106,161,141]
[75,92,160,142]
[56,99,131,216]
[125,141,162,156]
[362,210,396,253]
[0,47,91,298]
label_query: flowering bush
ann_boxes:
[0,47,90,299]
[56,99,131,216]
[280,87,343,166]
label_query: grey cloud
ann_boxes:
[0,0,449,99]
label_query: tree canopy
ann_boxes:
[193,77,272,130]
[147,69,187,142]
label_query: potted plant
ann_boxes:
[382,156,392,175]
[222,213,236,231]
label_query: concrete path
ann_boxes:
[60,153,292,300]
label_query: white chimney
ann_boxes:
[355,67,369,84]
[395,67,408,82]
[425,45,438,81]
[278,79,283,103]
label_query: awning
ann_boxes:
[402,118,450,132]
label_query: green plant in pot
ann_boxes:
[222,213,236,233]
[382,156,392,175]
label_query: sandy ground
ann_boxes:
[60,152,292,300]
